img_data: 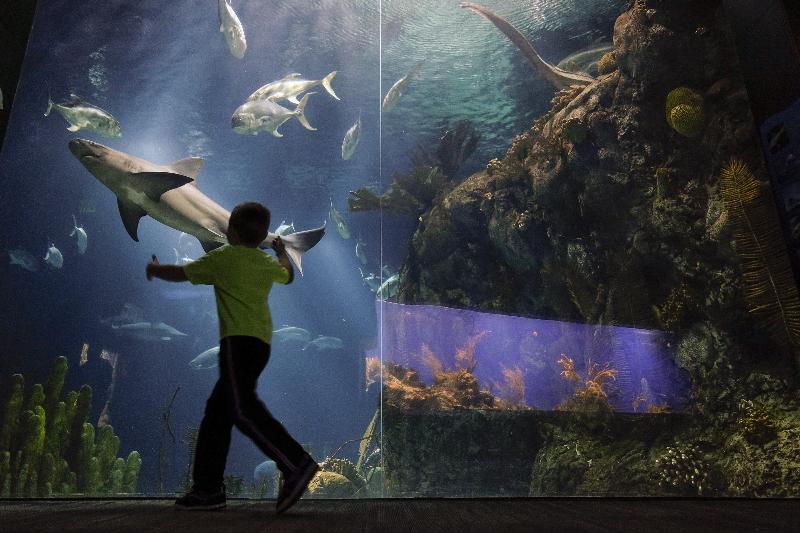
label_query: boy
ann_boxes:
[146,201,319,512]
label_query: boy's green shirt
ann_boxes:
[183,245,290,344]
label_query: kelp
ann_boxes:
[719,158,800,362]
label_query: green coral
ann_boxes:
[0,357,141,497]
[665,87,705,137]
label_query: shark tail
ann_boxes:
[45,97,54,117]
[294,92,317,131]
[267,223,326,276]
[70,214,77,236]
[321,71,339,100]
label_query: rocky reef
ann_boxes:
[391,0,800,496]
[0,357,141,496]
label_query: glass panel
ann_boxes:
[0,0,380,498]
[2,0,799,501]
[377,0,800,498]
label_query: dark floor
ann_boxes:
[1,498,799,532]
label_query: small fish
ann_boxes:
[247,71,339,104]
[231,93,316,138]
[382,61,423,112]
[111,321,187,341]
[273,326,312,344]
[190,346,220,369]
[79,342,89,366]
[341,113,361,160]
[274,220,295,236]
[8,249,39,272]
[359,268,380,291]
[70,215,88,254]
[355,239,367,265]
[44,243,63,269]
[303,335,344,351]
[329,200,350,239]
[45,94,121,138]
[218,0,247,58]
[376,273,399,300]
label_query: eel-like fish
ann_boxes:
[460,2,594,89]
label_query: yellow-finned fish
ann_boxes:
[45,94,121,138]
[248,71,339,104]
[219,0,247,58]
[329,199,350,239]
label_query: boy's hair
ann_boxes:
[229,202,271,245]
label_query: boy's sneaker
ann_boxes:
[276,457,320,514]
[175,487,227,511]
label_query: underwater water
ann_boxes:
[2,0,798,499]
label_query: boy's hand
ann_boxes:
[271,236,286,255]
[146,255,159,281]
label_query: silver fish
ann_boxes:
[247,71,339,104]
[376,273,399,300]
[219,0,246,59]
[341,113,361,160]
[329,200,350,239]
[111,321,188,342]
[273,326,312,344]
[231,93,316,138]
[8,249,39,272]
[359,268,381,291]
[70,215,88,254]
[44,243,63,269]
[382,61,423,112]
[45,94,121,138]
[355,239,367,265]
[190,346,220,369]
[303,335,344,351]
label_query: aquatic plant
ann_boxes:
[556,355,617,412]
[356,409,380,473]
[411,119,479,179]
[665,87,705,137]
[719,158,800,357]
[493,365,526,407]
[596,51,616,75]
[654,444,710,495]
[0,357,140,496]
[319,457,365,490]
[177,425,198,495]
[223,475,245,497]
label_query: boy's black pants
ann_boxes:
[193,335,308,492]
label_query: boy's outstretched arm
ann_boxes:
[146,255,188,282]
[272,237,294,284]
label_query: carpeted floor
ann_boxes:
[1,498,799,532]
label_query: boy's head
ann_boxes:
[227,202,271,247]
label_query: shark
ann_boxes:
[68,139,325,274]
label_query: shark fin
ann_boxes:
[199,240,225,253]
[267,224,326,276]
[287,95,300,105]
[129,172,194,200]
[117,199,147,241]
[67,125,80,132]
[168,157,204,181]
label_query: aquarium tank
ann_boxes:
[1,0,799,499]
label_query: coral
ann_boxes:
[669,104,705,138]
[665,87,705,137]
[319,457,365,489]
[596,51,617,75]
[561,117,588,144]
[122,450,141,493]
[556,355,617,413]
[307,471,355,498]
[736,399,777,444]
[720,158,800,356]
[654,443,711,495]
[494,365,526,407]
[0,357,140,497]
